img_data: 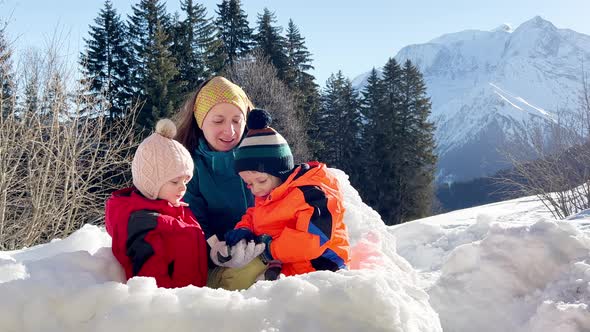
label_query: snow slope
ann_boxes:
[0,169,589,331]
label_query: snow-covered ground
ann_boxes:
[1,169,589,332]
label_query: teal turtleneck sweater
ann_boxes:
[184,138,254,242]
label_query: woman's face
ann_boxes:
[201,103,246,152]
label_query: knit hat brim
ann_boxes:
[234,109,294,178]
[132,120,194,200]
[235,155,294,178]
[193,77,253,128]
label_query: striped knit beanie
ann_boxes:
[194,76,253,128]
[234,109,294,178]
[132,119,194,200]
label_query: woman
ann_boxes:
[175,76,264,290]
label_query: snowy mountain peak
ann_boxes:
[354,16,590,182]
[491,23,513,33]
[506,16,562,57]
[515,15,557,33]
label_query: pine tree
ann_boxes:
[80,0,132,121]
[284,19,319,154]
[340,76,363,186]
[127,0,171,94]
[40,71,67,121]
[358,68,384,208]
[284,19,313,89]
[141,22,181,128]
[374,58,403,225]
[0,25,15,117]
[253,8,288,79]
[22,71,39,114]
[314,73,339,163]
[315,72,362,182]
[206,35,226,75]
[128,0,182,130]
[215,0,253,68]
[20,50,41,114]
[171,0,217,92]
[299,73,321,158]
[398,59,437,221]
[371,58,436,225]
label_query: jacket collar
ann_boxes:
[195,138,238,175]
[112,187,181,213]
[105,187,186,236]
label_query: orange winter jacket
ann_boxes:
[235,161,350,276]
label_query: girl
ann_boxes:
[105,119,208,288]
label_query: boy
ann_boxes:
[105,119,208,288]
[211,109,350,282]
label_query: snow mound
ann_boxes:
[0,169,442,332]
[429,219,590,332]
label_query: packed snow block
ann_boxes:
[428,219,590,332]
[0,168,442,332]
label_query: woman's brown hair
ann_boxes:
[174,78,213,153]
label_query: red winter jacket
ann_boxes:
[105,187,207,288]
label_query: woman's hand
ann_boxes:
[210,239,265,268]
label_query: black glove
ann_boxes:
[224,227,256,246]
[264,260,282,281]
[257,234,274,263]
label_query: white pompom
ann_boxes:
[155,119,177,139]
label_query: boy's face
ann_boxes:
[158,175,191,206]
[239,171,282,199]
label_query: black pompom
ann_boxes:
[247,108,272,130]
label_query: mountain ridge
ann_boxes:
[353,16,590,182]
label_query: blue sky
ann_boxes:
[3,0,590,85]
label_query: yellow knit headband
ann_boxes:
[194,76,253,128]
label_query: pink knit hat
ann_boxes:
[132,119,194,200]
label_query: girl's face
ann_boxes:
[201,103,246,152]
[158,175,190,206]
